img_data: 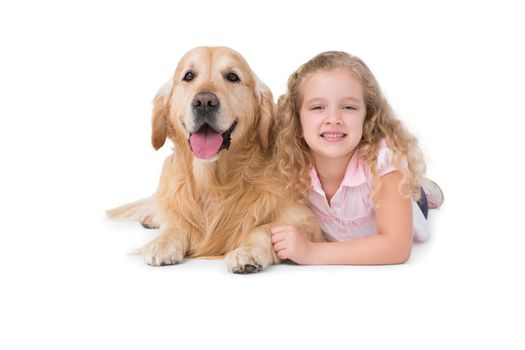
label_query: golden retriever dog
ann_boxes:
[107,47,323,273]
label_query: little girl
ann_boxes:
[270,51,443,265]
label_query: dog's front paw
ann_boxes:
[140,236,185,266]
[224,246,272,274]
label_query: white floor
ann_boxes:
[2,167,522,349]
[1,1,524,349]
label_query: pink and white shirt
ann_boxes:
[308,141,429,243]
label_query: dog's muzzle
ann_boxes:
[188,121,237,160]
[188,92,237,160]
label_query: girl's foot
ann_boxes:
[420,177,444,209]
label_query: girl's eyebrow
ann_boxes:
[304,98,325,104]
[305,96,362,104]
[341,96,362,104]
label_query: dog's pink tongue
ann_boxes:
[189,125,223,159]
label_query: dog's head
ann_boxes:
[151,46,274,161]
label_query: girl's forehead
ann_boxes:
[300,68,363,98]
[303,67,359,83]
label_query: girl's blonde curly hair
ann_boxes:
[272,51,426,204]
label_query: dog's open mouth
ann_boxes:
[189,121,237,160]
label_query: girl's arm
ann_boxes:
[271,171,413,265]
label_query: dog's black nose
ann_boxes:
[192,92,219,114]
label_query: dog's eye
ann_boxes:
[225,72,240,83]
[183,71,195,82]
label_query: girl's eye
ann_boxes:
[342,105,356,110]
[183,71,195,82]
[310,106,324,111]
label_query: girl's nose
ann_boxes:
[324,108,343,125]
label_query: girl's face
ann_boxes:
[299,68,366,165]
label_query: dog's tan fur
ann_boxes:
[107,47,323,273]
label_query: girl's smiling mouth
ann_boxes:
[320,131,347,140]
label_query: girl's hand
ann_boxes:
[270,225,314,264]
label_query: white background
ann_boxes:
[1,0,524,349]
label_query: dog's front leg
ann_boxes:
[139,225,188,266]
[224,226,279,274]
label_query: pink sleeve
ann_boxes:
[376,145,407,176]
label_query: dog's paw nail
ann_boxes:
[245,264,262,273]
[232,263,262,274]
[244,264,257,273]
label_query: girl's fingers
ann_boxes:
[270,225,294,234]
[276,249,288,260]
[271,232,287,243]
[273,241,287,252]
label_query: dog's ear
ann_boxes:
[255,77,275,150]
[151,79,172,150]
